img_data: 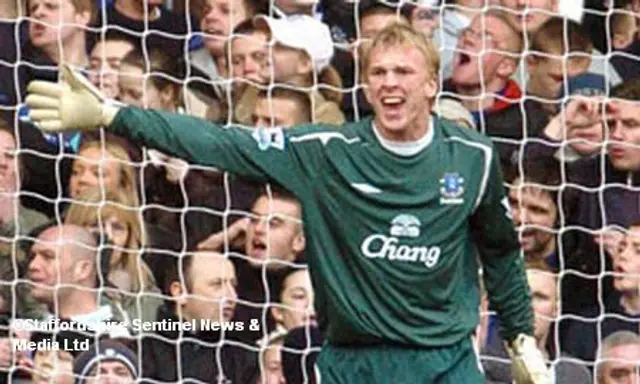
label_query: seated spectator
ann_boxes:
[73,339,138,384]
[499,0,622,86]
[235,15,345,125]
[0,0,95,107]
[507,163,562,270]
[87,31,136,100]
[198,189,306,341]
[483,261,591,383]
[64,188,162,323]
[69,137,139,205]
[0,120,47,238]
[609,8,640,81]
[271,266,316,335]
[562,222,640,363]
[25,223,130,330]
[444,10,523,126]
[257,332,285,384]
[140,251,257,383]
[281,326,324,384]
[252,87,312,128]
[104,0,198,59]
[595,331,640,384]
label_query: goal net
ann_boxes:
[0,0,636,382]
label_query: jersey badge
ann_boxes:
[389,214,421,238]
[440,173,465,205]
[252,127,285,151]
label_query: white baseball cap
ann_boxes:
[254,15,335,72]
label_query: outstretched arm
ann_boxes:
[25,65,317,193]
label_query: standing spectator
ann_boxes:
[73,339,138,384]
[507,164,561,270]
[235,15,345,125]
[0,0,95,107]
[444,10,523,125]
[609,8,640,81]
[228,19,269,111]
[483,262,591,383]
[104,0,197,59]
[25,223,131,334]
[595,331,640,384]
[190,0,256,85]
[499,0,623,86]
[139,251,257,383]
[252,87,312,127]
[433,0,483,79]
[87,31,135,100]
[271,267,316,334]
[562,222,640,363]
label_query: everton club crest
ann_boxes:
[440,173,464,205]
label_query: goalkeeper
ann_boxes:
[25,23,548,384]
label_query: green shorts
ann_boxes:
[315,337,484,384]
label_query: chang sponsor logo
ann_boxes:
[360,214,441,268]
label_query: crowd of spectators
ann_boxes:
[1,0,640,382]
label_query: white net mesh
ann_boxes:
[1,0,640,382]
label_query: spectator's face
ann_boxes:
[28,0,90,49]
[610,227,640,295]
[527,55,590,100]
[599,343,640,384]
[86,360,135,384]
[245,196,305,270]
[452,15,515,88]
[260,45,309,84]
[69,147,123,200]
[88,40,135,99]
[139,0,164,7]
[0,130,18,194]
[364,43,436,137]
[259,343,284,384]
[253,96,306,127]
[358,12,403,59]
[508,181,557,257]
[87,216,129,266]
[118,63,174,110]
[527,270,557,343]
[181,254,237,322]
[411,6,439,40]
[27,228,76,305]
[500,0,557,33]
[607,101,640,171]
[201,0,249,58]
[272,269,316,330]
[231,31,268,85]
[32,349,74,384]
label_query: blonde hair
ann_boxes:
[75,138,140,206]
[65,187,152,293]
[362,22,440,82]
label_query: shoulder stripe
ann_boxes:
[289,132,361,146]
[444,136,492,212]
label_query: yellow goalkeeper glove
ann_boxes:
[506,334,551,384]
[25,64,120,131]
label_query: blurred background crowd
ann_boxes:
[1,0,640,382]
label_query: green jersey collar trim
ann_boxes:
[370,116,435,157]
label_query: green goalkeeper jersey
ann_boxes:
[110,107,533,347]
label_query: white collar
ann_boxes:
[372,118,435,157]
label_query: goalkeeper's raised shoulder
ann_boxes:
[26,23,549,384]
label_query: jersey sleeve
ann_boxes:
[109,106,319,195]
[470,147,534,343]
